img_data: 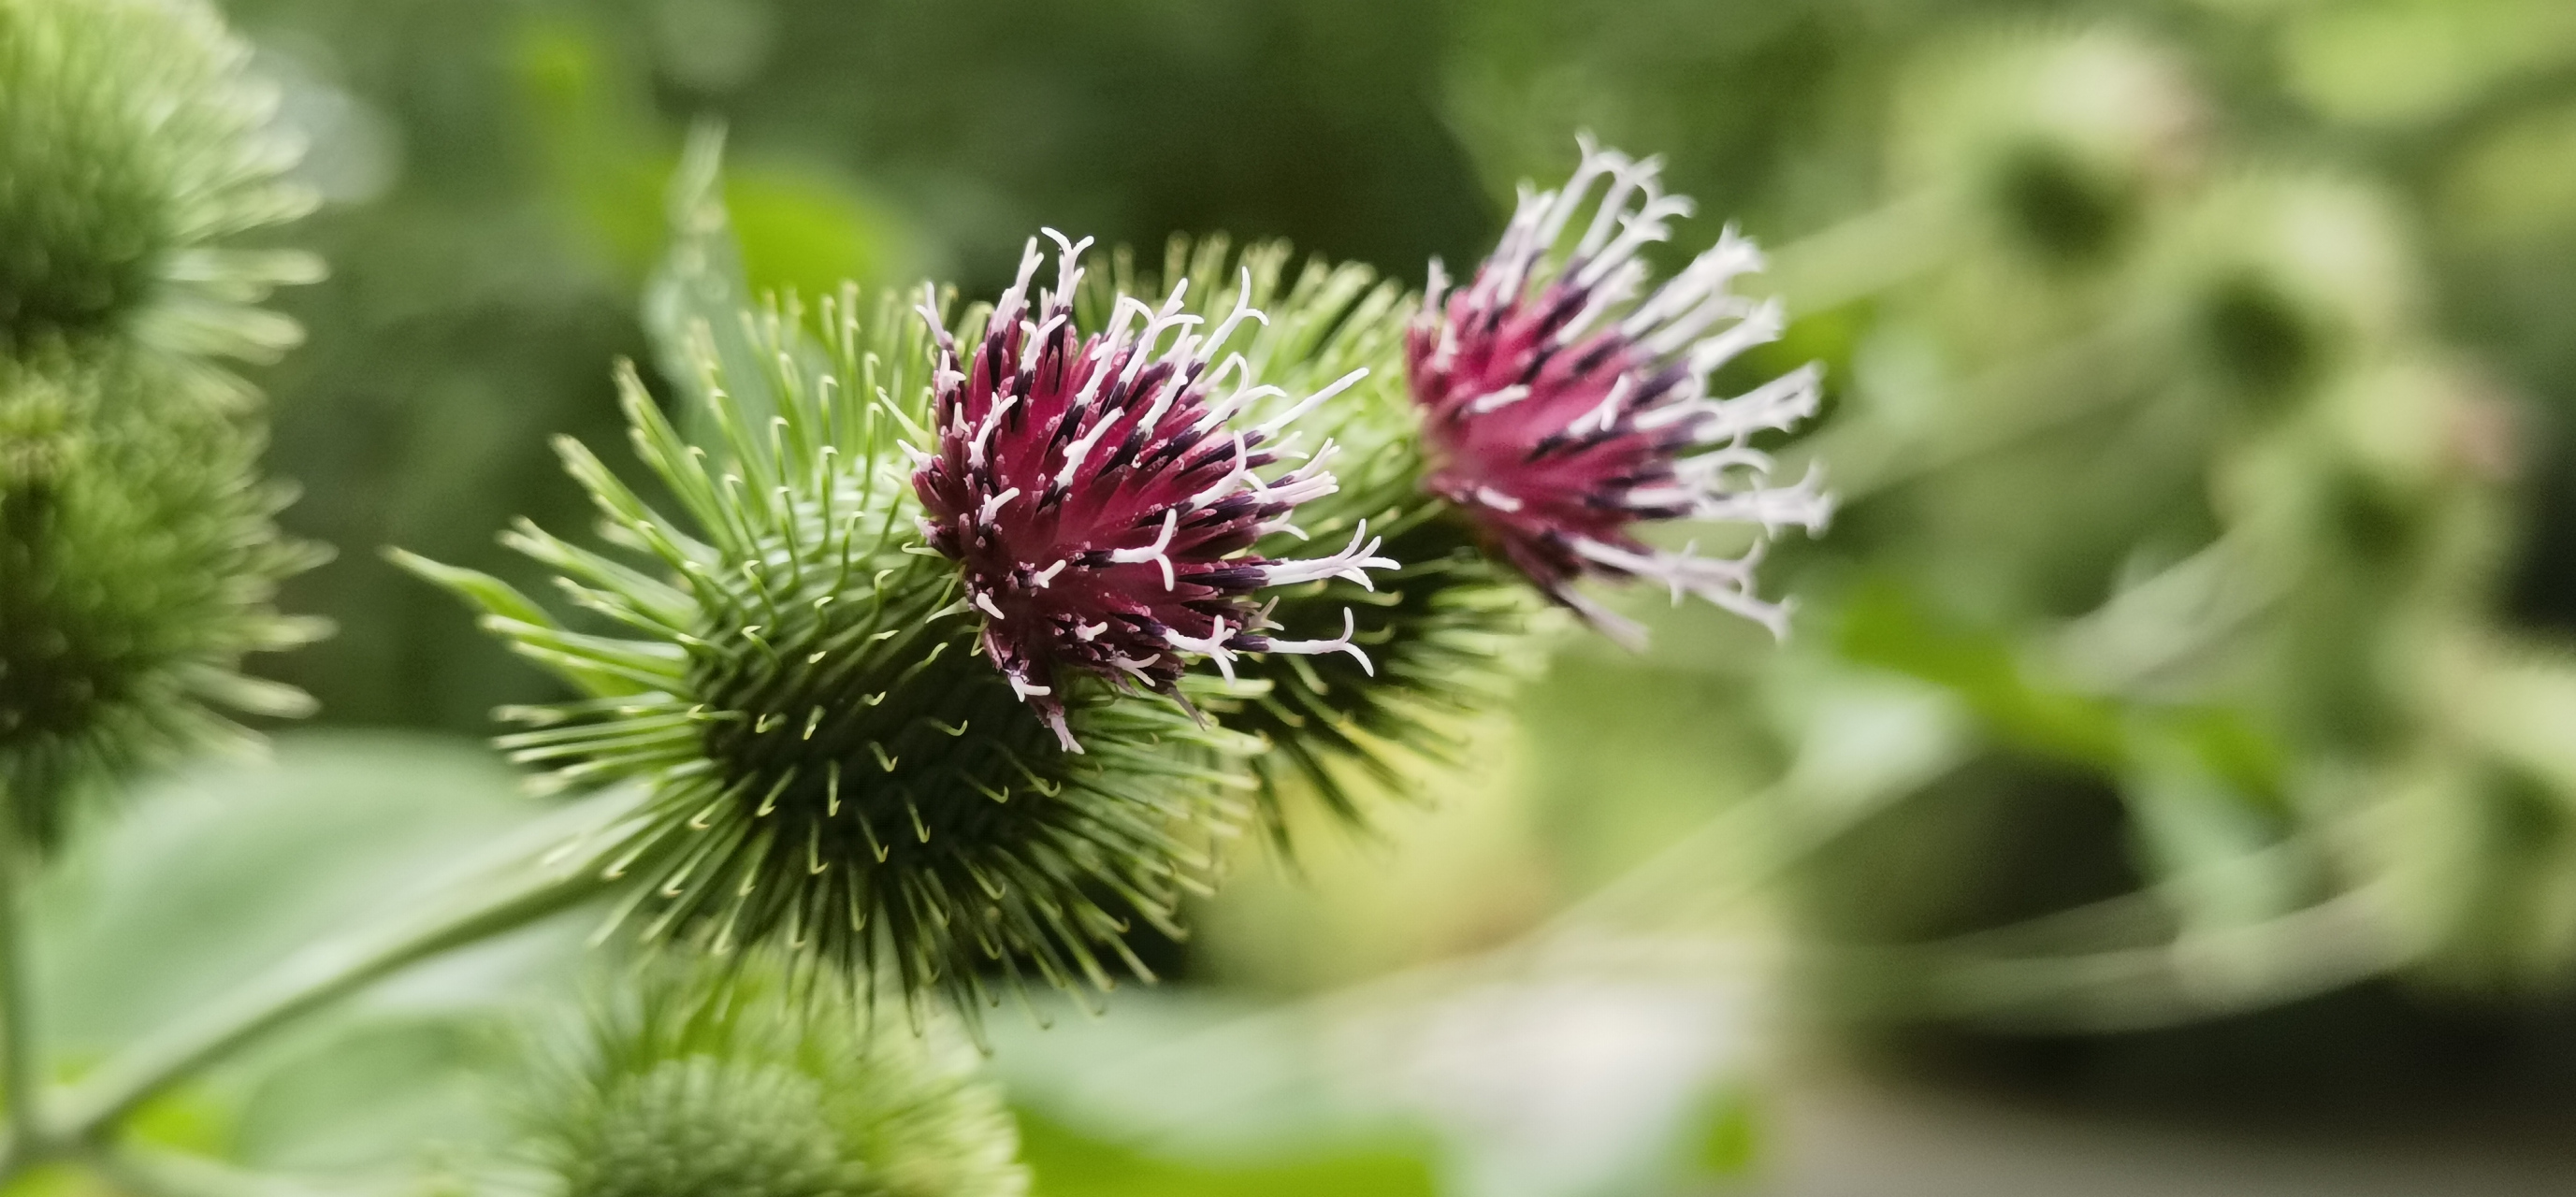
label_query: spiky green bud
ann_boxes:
[400,280,1259,1027]
[0,348,328,846]
[525,954,1026,1197]
[0,0,320,370]
[1087,238,1539,829]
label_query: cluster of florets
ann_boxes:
[1406,139,1831,644]
[912,232,1396,748]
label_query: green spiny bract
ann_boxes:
[400,284,1258,1027]
[0,0,320,373]
[0,348,328,847]
[526,953,1026,1197]
[1089,238,1539,830]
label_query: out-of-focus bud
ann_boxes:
[0,350,329,847]
[524,953,1026,1197]
[1892,23,2207,265]
[0,0,322,374]
[2159,172,2420,404]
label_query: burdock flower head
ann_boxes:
[402,181,1282,1023]
[913,231,1397,750]
[1079,237,1541,829]
[1408,139,1831,644]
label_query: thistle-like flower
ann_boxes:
[0,0,319,375]
[522,953,1025,1197]
[913,232,1397,750]
[1085,237,1540,827]
[402,261,1261,1023]
[0,349,328,847]
[1407,139,1831,644]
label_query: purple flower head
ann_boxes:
[914,231,1397,750]
[1407,139,1831,645]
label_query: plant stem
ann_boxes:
[1765,188,1958,313]
[100,1142,371,1197]
[50,785,644,1144]
[0,779,46,1169]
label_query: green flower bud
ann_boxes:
[1087,238,1539,830]
[0,348,328,846]
[0,0,320,368]
[398,283,1258,1026]
[2158,171,2420,403]
[526,953,1025,1197]
[1893,23,2206,264]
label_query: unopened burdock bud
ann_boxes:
[2159,171,2418,402]
[1892,23,2206,263]
[0,350,328,846]
[525,953,1025,1197]
[0,0,320,371]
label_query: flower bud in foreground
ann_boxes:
[0,0,320,372]
[1408,138,1832,646]
[400,284,1261,1026]
[1087,238,1541,829]
[524,953,1025,1197]
[0,350,328,847]
[912,232,1398,752]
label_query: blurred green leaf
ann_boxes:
[641,124,840,445]
[2120,728,2304,935]
[726,161,916,301]
[1017,1109,1437,1197]
[514,13,920,294]
[1684,1084,1763,1180]
[32,733,554,1054]
[2284,0,2576,129]
[28,732,583,1175]
[1836,582,2127,768]
[226,1017,503,1174]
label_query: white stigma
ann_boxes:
[1107,508,1179,590]
[1258,607,1376,675]
[1260,521,1396,589]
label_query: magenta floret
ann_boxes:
[915,232,1394,748]
[1407,139,1831,644]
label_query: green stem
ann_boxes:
[0,780,42,1167]
[50,786,643,1144]
[1764,188,1959,314]
[99,1141,374,1197]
